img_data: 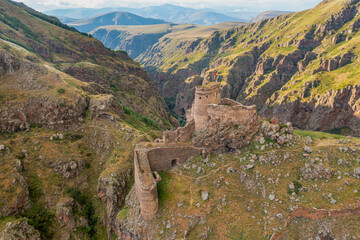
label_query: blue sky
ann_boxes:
[20,0,323,12]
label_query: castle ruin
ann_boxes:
[134,83,260,220]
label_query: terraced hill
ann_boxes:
[136,0,360,135]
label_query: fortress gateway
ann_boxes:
[134,83,259,220]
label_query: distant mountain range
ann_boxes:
[250,10,293,23]
[45,4,246,26]
[68,12,168,33]
[90,22,247,59]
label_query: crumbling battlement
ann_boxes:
[134,143,202,220]
[163,120,195,143]
[208,99,258,126]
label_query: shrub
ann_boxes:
[115,50,128,56]
[21,203,54,239]
[57,88,65,94]
[287,180,303,195]
[64,188,97,237]
[16,152,25,160]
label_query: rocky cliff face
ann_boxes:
[136,0,360,135]
[91,28,169,59]
[0,50,89,132]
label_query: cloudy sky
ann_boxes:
[19,0,323,12]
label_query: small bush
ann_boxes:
[115,50,128,56]
[287,180,303,195]
[64,188,97,237]
[16,152,25,160]
[66,134,83,142]
[57,88,65,94]
[21,203,54,239]
[30,123,42,128]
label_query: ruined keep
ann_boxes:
[134,82,261,220]
[191,83,221,131]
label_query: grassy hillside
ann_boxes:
[0,0,174,130]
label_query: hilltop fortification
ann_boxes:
[134,83,261,220]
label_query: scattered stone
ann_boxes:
[166,222,171,229]
[301,164,332,180]
[305,136,313,145]
[69,161,77,170]
[197,167,203,174]
[246,164,255,170]
[227,167,235,173]
[201,191,209,201]
[196,203,200,207]
[177,202,184,208]
[304,146,313,154]
[269,194,276,201]
[271,117,279,124]
[0,144,5,151]
[259,137,266,145]
[353,167,360,179]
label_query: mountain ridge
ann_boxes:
[68,11,169,33]
[45,4,247,26]
[134,0,360,135]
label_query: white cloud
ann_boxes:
[19,0,322,11]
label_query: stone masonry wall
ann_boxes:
[193,101,261,153]
[163,120,195,143]
[147,145,202,172]
[207,100,258,126]
[134,143,202,220]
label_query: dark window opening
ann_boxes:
[199,97,202,99]
[206,95,208,98]
[171,159,177,167]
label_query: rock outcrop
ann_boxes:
[0,218,41,240]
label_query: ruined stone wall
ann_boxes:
[147,145,202,172]
[192,83,221,131]
[134,143,202,220]
[163,120,195,143]
[207,101,258,126]
[193,101,261,153]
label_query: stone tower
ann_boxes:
[192,83,221,131]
